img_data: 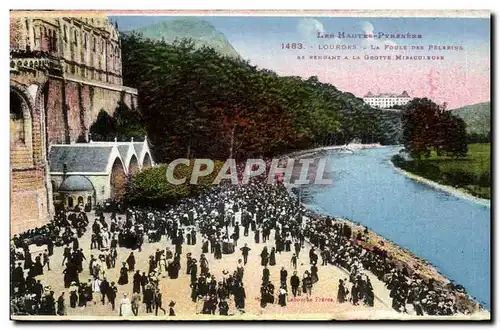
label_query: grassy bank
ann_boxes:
[392,143,491,199]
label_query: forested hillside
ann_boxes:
[111,33,399,162]
[450,102,490,141]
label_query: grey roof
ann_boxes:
[117,145,129,161]
[49,145,114,173]
[365,91,411,98]
[133,142,144,157]
[59,175,94,192]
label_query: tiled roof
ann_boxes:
[133,142,144,157]
[49,145,114,173]
[117,145,129,161]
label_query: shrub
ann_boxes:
[124,160,224,207]
[478,171,491,187]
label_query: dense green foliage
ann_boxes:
[119,33,395,162]
[377,111,403,145]
[392,143,490,199]
[124,160,224,206]
[89,94,147,141]
[402,98,468,159]
[467,131,492,144]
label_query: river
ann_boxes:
[300,146,491,310]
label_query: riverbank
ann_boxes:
[285,147,489,319]
[286,143,385,159]
[391,143,491,200]
[391,160,491,208]
[294,205,488,318]
[335,218,487,315]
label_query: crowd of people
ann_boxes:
[10,171,476,317]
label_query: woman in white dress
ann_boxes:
[159,252,167,277]
[101,229,110,250]
[119,293,134,317]
[92,276,102,293]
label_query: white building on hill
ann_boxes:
[363,91,411,108]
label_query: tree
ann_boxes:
[124,161,223,206]
[402,98,468,159]
[119,32,385,161]
[441,114,468,158]
[90,109,117,141]
[402,98,442,159]
[114,96,147,141]
[89,101,147,142]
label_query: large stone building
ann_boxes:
[363,91,411,109]
[10,12,140,234]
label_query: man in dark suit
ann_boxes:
[100,277,110,305]
[107,282,117,311]
[144,284,154,313]
[62,245,71,266]
[290,271,300,297]
[240,244,251,265]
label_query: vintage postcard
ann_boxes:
[9,10,491,321]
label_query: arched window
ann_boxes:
[33,27,39,48]
[77,196,84,205]
[73,28,78,45]
[112,46,116,70]
[52,30,57,51]
[67,196,74,208]
[84,33,88,50]
[10,91,26,145]
[63,25,67,42]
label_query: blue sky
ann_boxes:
[112,16,490,45]
[111,15,490,108]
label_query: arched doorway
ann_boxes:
[68,196,74,208]
[143,152,152,169]
[128,155,139,176]
[77,196,84,206]
[110,158,126,200]
[10,90,31,146]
